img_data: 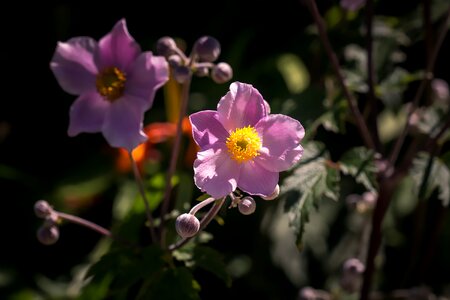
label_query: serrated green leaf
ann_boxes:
[192,246,232,287]
[411,152,450,206]
[339,147,377,191]
[281,142,340,249]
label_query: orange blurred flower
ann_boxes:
[116,117,198,173]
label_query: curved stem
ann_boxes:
[56,211,112,237]
[160,76,193,247]
[55,211,137,248]
[130,153,157,243]
[304,0,375,150]
[168,197,226,251]
[189,197,216,215]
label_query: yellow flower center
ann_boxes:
[226,126,261,163]
[96,67,126,101]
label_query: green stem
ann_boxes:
[160,76,192,247]
[130,153,157,243]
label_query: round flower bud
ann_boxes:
[211,62,233,84]
[431,78,449,103]
[34,200,53,218]
[37,225,59,245]
[156,36,177,57]
[173,66,191,83]
[340,258,365,293]
[193,36,221,62]
[298,287,317,300]
[194,66,209,77]
[175,213,200,238]
[343,258,365,274]
[238,196,256,215]
[261,185,280,201]
[168,54,183,68]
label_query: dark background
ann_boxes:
[1,0,449,299]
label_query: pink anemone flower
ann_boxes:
[50,19,169,151]
[190,82,305,199]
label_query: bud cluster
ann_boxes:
[345,191,377,213]
[156,36,233,84]
[34,200,60,245]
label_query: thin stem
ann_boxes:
[56,211,137,248]
[389,7,450,165]
[130,153,157,243]
[365,0,381,152]
[160,75,192,247]
[168,197,226,251]
[305,0,375,150]
[359,178,395,300]
[56,211,112,237]
[189,197,216,215]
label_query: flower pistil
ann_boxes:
[226,126,261,163]
[95,67,126,101]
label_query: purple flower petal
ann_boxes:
[238,161,279,196]
[102,96,147,151]
[190,111,229,148]
[125,52,169,110]
[94,19,141,71]
[50,37,98,95]
[217,82,267,131]
[194,146,240,198]
[255,114,305,172]
[68,91,110,136]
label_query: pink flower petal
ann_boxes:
[94,19,141,71]
[194,146,240,198]
[125,52,169,110]
[102,96,147,151]
[238,161,279,196]
[190,111,229,148]
[255,114,305,172]
[68,91,109,136]
[50,37,98,95]
[217,82,267,131]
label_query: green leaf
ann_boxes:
[411,152,450,206]
[86,246,166,293]
[192,246,232,287]
[377,68,423,109]
[339,147,377,192]
[137,267,201,300]
[281,142,340,249]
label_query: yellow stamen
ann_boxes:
[96,67,126,101]
[226,126,261,163]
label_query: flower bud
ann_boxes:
[261,185,280,200]
[173,66,191,83]
[156,36,177,57]
[194,66,209,77]
[431,78,449,104]
[168,54,183,68]
[340,258,365,293]
[211,62,233,84]
[34,200,53,218]
[340,0,366,11]
[298,287,317,300]
[37,225,59,245]
[193,36,221,62]
[175,213,200,238]
[238,196,256,215]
